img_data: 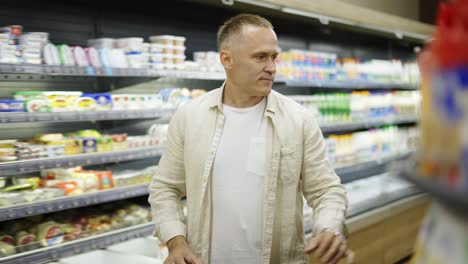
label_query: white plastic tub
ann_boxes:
[106,237,168,259]
[88,38,114,49]
[149,35,186,46]
[59,250,162,264]
[149,43,164,53]
[173,46,185,55]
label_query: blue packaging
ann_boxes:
[81,93,112,111]
[0,99,25,112]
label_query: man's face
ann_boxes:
[224,26,280,97]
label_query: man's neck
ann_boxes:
[223,80,264,108]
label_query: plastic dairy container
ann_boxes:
[126,52,145,68]
[110,49,128,68]
[82,93,112,110]
[13,91,44,101]
[173,36,186,46]
[99,48,112,67]
[173,46,185,55]
[115,37,144,52]
[149,35,175,45]
[160,44,174,55]
[141,42,150,53]
[150,53,164,63]
[88,38,114,49]
[85,47,102,68]
[71,46,88,67]
[0,100,25,112]
[57,45,75,66]
[43,43,61,66]
[43,91,82,112]
[150,43,164,53]
[162,54,174,64]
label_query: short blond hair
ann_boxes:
[217,13,273,50]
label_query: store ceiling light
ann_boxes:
[395,32,404,39]
[319,18,330,25]
[282,7,357,26]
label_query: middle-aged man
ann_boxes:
[149,13,353,264]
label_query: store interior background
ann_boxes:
[0,0,453,264]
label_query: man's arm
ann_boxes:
[300,113,353,264]
[301,113,347,236]
[148,108,187,244]
[148,108,203,264]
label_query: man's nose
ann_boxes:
[264,59,276,75]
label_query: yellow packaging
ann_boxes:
[43,91,82,112]
[97,136,112,153]
[13,177,40,189]
[64,139,81,155]
[72,172,99,192]
[75,97,96,111]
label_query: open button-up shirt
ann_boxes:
[148,84,348,264]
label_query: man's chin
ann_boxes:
[258,86,272,96]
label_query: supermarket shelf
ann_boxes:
[0,147,163,176]
[0,184,149,221]
[0,64,420,89]
[0,222,155,264]
[336,152,412,183]
[304,193,428,240]
[0,108,175,124]
[283,79,418,90]
[397,159,468,216]
[0,63,227,80]
[347,193,429,233]
[347,186,422,218]
[320,116,418,133]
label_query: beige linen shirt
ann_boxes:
[148,84,348,264]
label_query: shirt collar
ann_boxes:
[209,81,277,116]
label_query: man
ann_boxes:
[148,13,353,264]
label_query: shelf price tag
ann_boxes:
[86,66,96,76]
[104,67,113,76]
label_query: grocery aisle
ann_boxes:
[0,1,437,263]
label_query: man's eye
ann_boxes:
[256,55,266,60]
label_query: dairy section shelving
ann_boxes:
[0,1,427,263]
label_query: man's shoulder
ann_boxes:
[174,88,220,115]
[270,90,311,117]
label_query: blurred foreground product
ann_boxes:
[418,0,468,190]
[411,0,468,263]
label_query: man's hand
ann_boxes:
[304,231,355,264]
[165,236,203,264]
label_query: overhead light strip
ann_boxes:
[221,0,430,41]
[234,0,281,9]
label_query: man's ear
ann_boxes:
[220,50,233,70]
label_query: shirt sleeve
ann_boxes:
[300,112,348,237]
[148,107,188,244]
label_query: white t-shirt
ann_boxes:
[210,97,268,264]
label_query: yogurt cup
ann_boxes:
[173,46,186,55]
[162,54,175,64]
[150,53,164,63]
[173,55,186,65]
[149,35,174,45]
[115,37,144,52]
[88,38,114,49]
[173,36,186,46]
[43,43,61,66]
[150,43,165,53]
